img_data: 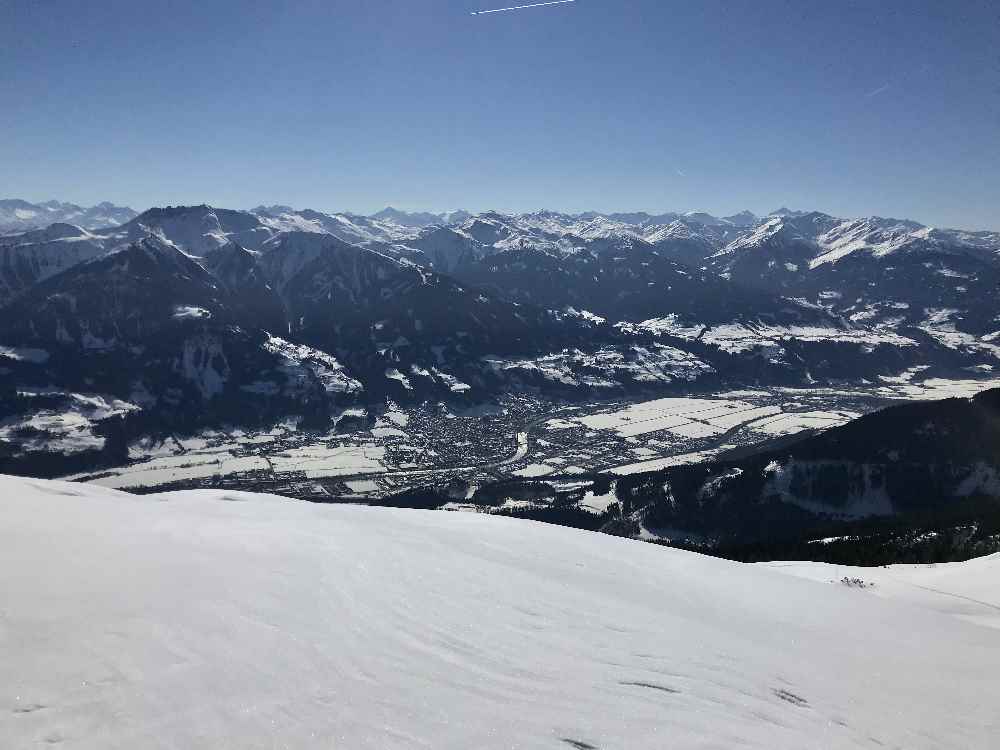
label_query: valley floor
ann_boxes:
[55,373,1000,501]
[2,474,997,748]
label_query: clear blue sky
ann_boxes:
[2,0,998,229]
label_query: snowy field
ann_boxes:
[548,375,1000,476]
[761,557,1000,631]
[269,444,387,478]
[577,397,784,438]
[2,474,998,749]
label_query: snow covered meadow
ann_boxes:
[2,474,997,748]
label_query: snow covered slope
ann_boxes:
[763,555,1000,630]
[2,474,997,749]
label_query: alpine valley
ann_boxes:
[3,200,1000,557]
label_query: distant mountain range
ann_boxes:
[369,206,472,227]
[2,200,999,471]
[0,199,137,234]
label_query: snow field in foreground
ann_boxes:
[1,474,998,749]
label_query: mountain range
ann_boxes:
[2,200,999,459]
[0,199,137,234]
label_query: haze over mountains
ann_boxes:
[0,199,137,234]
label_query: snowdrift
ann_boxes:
[1,474,997,748]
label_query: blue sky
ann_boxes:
[2,0,998,228]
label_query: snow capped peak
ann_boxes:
[440,209,472,224]
[711,208,995,271]
[8,222,95,244]
[254,208,334,235]
[639,219,733,252]
[250,207,419,245]
[122,234,198,263]
[809,217,937,268]
[716,216,789,255]
[135,203,214,218]
[769,206,809,218]
[41,199,79,210]
[571,215,637,240]
[370,206,461,228]
[252,204,296,215]
[867,216,925,231]
[643,219,697,242]
[681,211,727,225]
[722,210,758,227]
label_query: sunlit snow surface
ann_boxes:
[2,475,998,749]
[762,556,1000,631]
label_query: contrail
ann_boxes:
[471,0,577,16]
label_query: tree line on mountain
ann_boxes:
[677,495,1000,566]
